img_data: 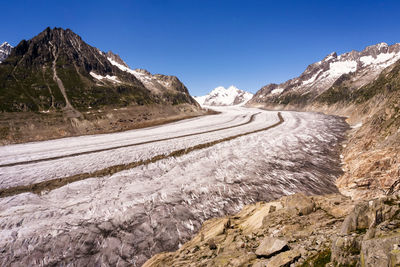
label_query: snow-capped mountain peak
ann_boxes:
[0,41,13,63]
[195,86,253,106]
[250,41,400,105]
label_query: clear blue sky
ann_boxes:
[1,0,400,96]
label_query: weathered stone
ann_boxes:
[267,250,301,267]
[390,249,400,267]
[269,205,276,213]
[208,238,217,250]
[340,202,370,234]
[252,259,269,267]
[255,237,288,257]
[228,253,257,266]
[361,235,400,267]
[331,235,361,266]
[282,193,315,216]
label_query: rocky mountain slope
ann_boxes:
[0,42,12,63]
[0,27,204,144]
[195,86,253,106]
[145,192,400,266]
[248,42,400,108]
[247,42,400,200]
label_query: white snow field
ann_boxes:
[0,107,348,266]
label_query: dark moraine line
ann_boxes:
[0,113,260,168]
[0,113,284,198]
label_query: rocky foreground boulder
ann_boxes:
[144,193,400,266]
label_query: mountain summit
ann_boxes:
[194,86,253,106]
[0,42,12,63]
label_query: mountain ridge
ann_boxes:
[248,41,400,108]
[247,41,400,200]
[195,86,253,106]
[0,27,204,144]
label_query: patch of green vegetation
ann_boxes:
[345,243,361,255]
[355,228,367,235]
[0,127,9,139]
[55,55,160,110]
[337,262,357,267]
[316,86,351,105]
[162,91,192,105]
[275,92,313,106]
[351,62,400,104]
[384,198,397,206]
[300,249,331,267]
[0,60,61,111]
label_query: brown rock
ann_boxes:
[269,205,276,213]
[267,250,301,267]
[282,193,315,216]
[340,202,370,234]
[361,235,400,267]
[390,249,400,267]
[208,238,217,250]
[255,237,288,257]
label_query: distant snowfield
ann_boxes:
[0,106,348,266]
[194,86,253,106]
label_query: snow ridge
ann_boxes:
[106,56,172,93]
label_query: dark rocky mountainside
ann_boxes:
[0,27,198,113]
[0,27,204,144]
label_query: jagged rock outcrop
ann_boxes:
[194,86,253,106]
[144,193,400,267]
[0,42,12,63]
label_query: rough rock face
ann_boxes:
[333,60,400,200]
[0,42,12,62]
[248,42,400,108]
[195,86,253,106]
[105,50,129,68]
[144,193,400,267]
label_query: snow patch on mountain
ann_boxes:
[90,71,121,83]
[0,42,12,63]
[194,86,253,106]
[270,88,285,95]
[107,56,172,93]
